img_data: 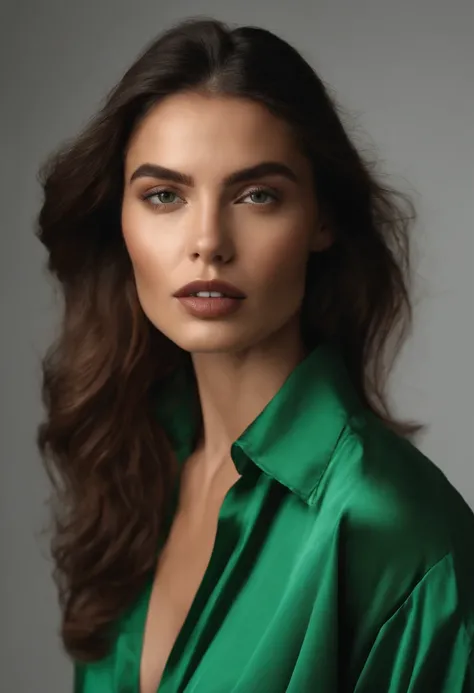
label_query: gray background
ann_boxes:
[1,0,472,690]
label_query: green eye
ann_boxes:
[240,187,279,205]
[142,189,184,207]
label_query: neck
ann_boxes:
[190,319,311,476]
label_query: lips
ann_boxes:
[173,279,246,299]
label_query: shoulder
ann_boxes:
[324,410,474,636]
[330,409,474,561]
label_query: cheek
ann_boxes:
[124,236,161,287]
[122,218,174,293]
[123,238,172,332]
[254,229,310,300]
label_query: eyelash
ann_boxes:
[140,186,280,210]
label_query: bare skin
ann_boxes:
[121,91,333,693]
[139,449,242,692]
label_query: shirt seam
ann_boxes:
[307,421,354,505]
[369,551,474,649]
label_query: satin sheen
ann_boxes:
[73,341,474,692]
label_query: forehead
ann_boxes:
[124,92,305,173]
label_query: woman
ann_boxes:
[35,17,473,693]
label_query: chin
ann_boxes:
[173,339,246,354]
[168,327,258,355]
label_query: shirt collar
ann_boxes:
[154,340,363,506]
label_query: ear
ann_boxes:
[309,224,334,253]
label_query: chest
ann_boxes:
[139,456,241,693]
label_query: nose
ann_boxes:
[186,201,235,264]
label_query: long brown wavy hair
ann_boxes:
[35,17,424,663]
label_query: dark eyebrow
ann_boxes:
[129,160,299,187]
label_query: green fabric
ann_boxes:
[73,341,474,692]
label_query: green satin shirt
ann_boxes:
[73,341,474,692]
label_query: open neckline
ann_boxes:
[137,461,251,692]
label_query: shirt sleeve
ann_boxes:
[353,553,473,692]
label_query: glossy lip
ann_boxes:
[173,279,246,299]
[176,295,244,319]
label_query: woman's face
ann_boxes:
[122,92,332,354]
